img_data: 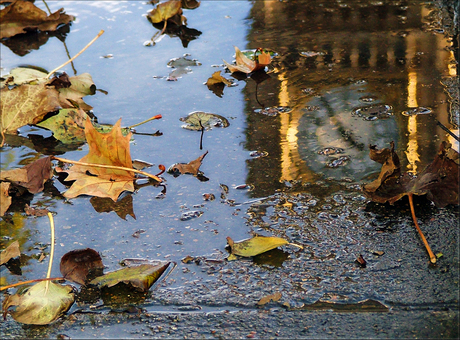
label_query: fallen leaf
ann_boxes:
[0,83,61,134]
[0,0,74,39]
[2,281,75,325]
[89,263,170,292]
[0,66,47,88]
[180,112,229,131]
[0,182,12,216]
[257,292,282,305]
[60,248,104,285]
[223,46,272,74]
[56,118,135,201]
[181,0,200,9]
[0,240,20,266]
[0,156,53,194]
[37,107,88,144]
[24,204,49,217]
[168,151,208,177]
[363,141,459,208]
[56,73,96,111]
[226,235,289,260]
[147,0,182,24]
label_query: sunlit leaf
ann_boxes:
[0,67,47,88]
[60,248,104,285]
[148,0,182,23]
[89,263,170,292]
[226,235,289,260]
[0,0,74,39]
[56,118,135,201]
[0,182,12,216]
[0,83,61,133]
[180,111,229,131]
[206,71,232,86]
[0,240,20,266]
[223,46,272,74]
[2,281,74,325]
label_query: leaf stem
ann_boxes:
[45,212,55,293]
[52,156,163,183]
[0,277,65,292]
[408,193,436,264]
[46,30,105,79]
[127,114,162,129]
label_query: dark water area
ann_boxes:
[1,0,458,338]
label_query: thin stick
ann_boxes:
[408,193,436,264]
[45,212,55,294]
[52,156,162,183]
[436,120,459,142]
[127,114,162,129]
[46,30,105,79]
[0,277,65,291]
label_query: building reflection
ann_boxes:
[243,1,456,197]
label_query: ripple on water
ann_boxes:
[401,107,432,116]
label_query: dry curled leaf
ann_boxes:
[0,240,20,266]
[0,0,74,39]
[223,46,272,74]
[168,151,208,176]
[226,235,289,260]
[363,141,459,208]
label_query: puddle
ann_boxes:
[0,0,458,338]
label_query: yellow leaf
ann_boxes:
[226,235,289,258]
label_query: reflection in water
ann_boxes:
[243,0,456,198]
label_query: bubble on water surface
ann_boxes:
[254,106,292,116]
[317,147,345,156]
[352,104,393,120]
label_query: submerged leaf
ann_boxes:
[180,111,229,131]
[89,263,170,292]
[226,235,289,260]
[2,281,74,325]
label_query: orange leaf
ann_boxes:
[57,118,135,201]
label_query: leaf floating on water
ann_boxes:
[0,0,74,39]
[168,151,208,177]
[37,108,88,145]
[180,111,229,131]
[257,292,282,306]
[223,46,272,74]
[60,248,104,285]
[2,281,74,325]
[0,240,20,266]
[226,235,289,260]
[88,263,170,292]
[147,0,182,24]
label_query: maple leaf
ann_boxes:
[57,117,135,201]
[363,141,459,263]
[363,141,459,208]
[0,0,74,39]
[223,46,272,74]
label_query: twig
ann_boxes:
[408,193,436,264]
[45,212,56,294]
[52,156,163,183]
[149,20,168,45]
[0,277,65,292]
[127,114,162,129]
[46,30,105,79]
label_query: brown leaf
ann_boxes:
[0,0,74,39]
[169,151,208,176]
[206,71,232,86]
[0,240,20,266]
[223,46,272,74]
[257,292,282,305]
[363,141,459,208]
[0,156,53,194]
[56,118,135,201]
[0,83,61,133]
[60,248,104,285]
[24,204,49,217]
